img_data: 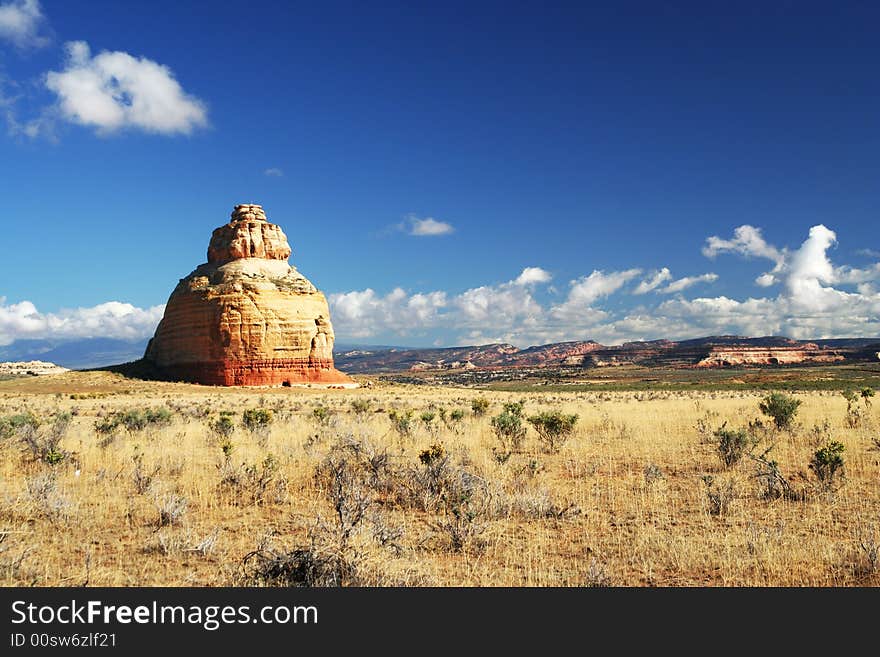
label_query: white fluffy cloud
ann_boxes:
[661,224,880,338]
[633,268,718,295]
[703,224,784,263]
[659,272,718,294]
[328,224,880,346]
[633,268,672,294]
[328,288,448,339]
[7,226,877,351]
[0,0,48,49]
[0,298,165,346]
[45,41,208,135]
[514,267,552,285]
[394,215,455,236]
[264,168,283,177]
[703,224,787,286]
[550,269,641,322]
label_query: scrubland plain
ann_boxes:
[0,371,878,586]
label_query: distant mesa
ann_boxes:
[333,336,880,373]
[0,361,69,377]
[143,203,355,387]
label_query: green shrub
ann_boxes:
[491,402,527,453]
[312,406,332,426]
[210,412,236,440]
[0,412,41,440]
[527,410,578,453]
[242,408,274,433]
[350,399,372,415]
[17,411,70,464]
[809,441,845,488]
[99,407,173,436]
[449,408,465,422]
[758,392,801,430]
[388,409,414,438]
[713,425,756,467]
[471,398,490,417]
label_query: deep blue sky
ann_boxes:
[1,1,878,347]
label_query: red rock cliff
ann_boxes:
[144,204,355,387]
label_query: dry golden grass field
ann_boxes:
[0,371,878,587]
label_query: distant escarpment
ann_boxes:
[143,204,355,387]
[334,336,880,374]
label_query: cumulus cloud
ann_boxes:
[328,288,447,339]
[329,268,550,342]
[703,224,787,286]
[514,267,552,286]
[0,0,48,49]
[703,224,784,263]
[455,281,543,326]
[264,168,283,177]
[550,269,641,321]
[45,41,208,135]
[328,223,880,347]
[0,298,165,346]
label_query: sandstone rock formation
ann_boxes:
[144,204,355,387]
[694,346,845,368]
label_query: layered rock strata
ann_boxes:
[144,204,355,386]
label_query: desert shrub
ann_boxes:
[471,398,490,416]
[419,442,446,466]
[809,441,846,490]
[242,408,273,434]
[429,468,491,552]
[449,408,465,422]
[132,451,161,495]
[350,399,372,415]
[98,407,172,437]
[843,390,865,428]
[94,413,121,447]
[491,402,527,454]
[388,409,414,438]
[312,406,332,426]
[209,411,236,440]
[0,412,40,441]
[713,424,756,468]
[18,412,71,465]
[528,410,578,453]
[241,545,357,587]
[747,444,793,500]
[23,472,73,520]
[861,387,875,407]
[807,419,833,448]
[758,392,801,430]
[250,440,400,586]
[218,452,287,505]
[154,493,188,527]
[702,475,737,515]
[414,443,450,507]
